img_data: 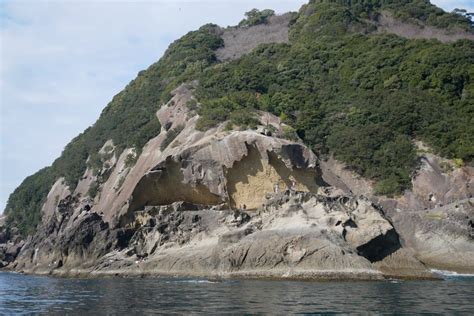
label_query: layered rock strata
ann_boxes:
[2,84,472,279]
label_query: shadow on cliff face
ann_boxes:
[129,157,222,213]
[268,151,322,191]
[356,229,401,263]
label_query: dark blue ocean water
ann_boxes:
[0,271,473,314]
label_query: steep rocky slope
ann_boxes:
[2,85,472,278]
[1,95,425,278]
[321,148,474,271]
[2,1,473,278]
[216,13,293,61]
[375,11,474,42]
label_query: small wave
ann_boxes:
[431,269,474,278]
[166,279,220,284]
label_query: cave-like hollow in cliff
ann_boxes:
[128,144,321,213]
[128,158,223,212]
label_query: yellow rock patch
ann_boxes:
[226,146,319,210]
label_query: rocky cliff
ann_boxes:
[1,1,473,279]
[2,84,472,279]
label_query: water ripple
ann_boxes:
[0,272,473,314]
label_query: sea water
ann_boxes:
[0,271,473,314]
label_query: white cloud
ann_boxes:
[433,0,474,11]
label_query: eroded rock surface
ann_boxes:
[321,149,474,272]
[216,14,292,61]
[3,84,472,279]
[123,83,321,223]
[9,189,431,279]
[375,11,474,43]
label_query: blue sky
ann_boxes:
[0,0,472,213]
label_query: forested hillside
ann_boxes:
[4,0,473,236]
[196,0,474,195]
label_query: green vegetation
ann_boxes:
[4,168,56,236]
[4,0,474,237]
[124,151,138,168]
[186,99,198,112]
[282,126,299,141]
[87,181,100,199]
[87,151,114,176]
[4,25,223,237]
[301,0,473,31]
[196,0,474,195]
[453,158,464,168]
[195,92,261,131]
[160,125,185,151]
[115,175,126,192]
[239,9,275,27]
[452,9,474,25]
[385,1,473,30]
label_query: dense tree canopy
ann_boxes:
[5,1,473,236]
[239,9,276,27]
[195,1,473,196]
[4,24,223,236]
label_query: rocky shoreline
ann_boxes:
[1,86,473,281]
[3,267,438,281]
[3,190,472,281]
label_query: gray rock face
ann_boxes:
[2,86,472,279]
[0,241,24,268]
[0,216,18,267]
[215,14,292,61]
[123,84,322,223]
[8,189,431,279]
[321,150,474,272]
[53,84,323,227]
[375,11,474,43]
[378,157,474,271]
[387,199,474,271]
[11,195,111,273]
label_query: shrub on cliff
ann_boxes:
[4,0,473,237]
[239,9,275,27]
[196,2,473,195]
